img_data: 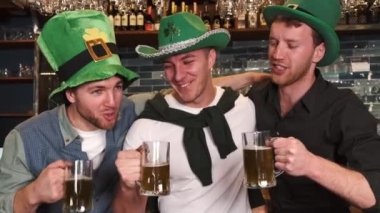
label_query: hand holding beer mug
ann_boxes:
[243,131,283,188]
[139,141,170,196]
[63,160,93,213]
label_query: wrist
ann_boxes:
[121,181,139,192]
[306,153,323,180]
[25,181,41,207]
[15,182,40,212]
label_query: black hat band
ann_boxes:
[57,42,118,82]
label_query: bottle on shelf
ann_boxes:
[223,7,234,30]
[212,3,222,29]
[154,5,163,30]
[145,5,154,31]
[180,0,186,12]
[370,0,380,23]
[346,1,359,25]
[338,0,350,25]
[121,7,129,30]
[168,0,177,15]
[129,3,137,30]
[258,0,275,28]
[202,1,211,30]
[356,0,369,24]
[114,4,122,30]
[136,4,145,30]
[192,0,198,15]
[234,0,247,29]
[245,3,258,29]
[107,0,116,27]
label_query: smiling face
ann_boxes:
[268,19,325,89]
[163,48,217,108]
[65,76,124,131]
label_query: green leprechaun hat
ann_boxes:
[37,10,138,102]
[135,12,230,59]
[263,0,341,66]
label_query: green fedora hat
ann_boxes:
[263,0,341,66]
[135,12,230,59]
[37,10,139,102]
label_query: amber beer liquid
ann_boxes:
[140,163,170,196]
[244,146,276,188]
[63,177,93,213]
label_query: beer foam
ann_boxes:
[143,162,169,167]
[244,145,272,150]
[66,176,92,181]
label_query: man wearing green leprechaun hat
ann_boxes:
[215,0,380,212]
[0,10,139,212]
[114,12,271,213]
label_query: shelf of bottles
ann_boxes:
[104,0,286,33]
[103,0,380,32]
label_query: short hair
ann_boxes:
[272,16,324,47]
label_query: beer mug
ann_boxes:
[242,131,283,189]
[63,160,93,213]
[139,141,170,196]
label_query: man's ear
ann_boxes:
[312,42,326,64]
[65,89,75,104]
[208,48,217,70]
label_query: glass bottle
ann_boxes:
[145,5,154,31]
[136,4,145,30]
[370,0,380,23]
[212,3,222,29]
[129,3,137,30]
[258,0,275,28]
[192,0,198,15]
[223,7,234,29]
[356,0,368,24]
[347,2,358,25]
[114,4,122,31]
[154,5,162,30]
[121,7,129,31]
[234,0,247,29]
[107,0,116,27]
[245,3,258,29]
[202,1,211,30]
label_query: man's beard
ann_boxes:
[79,110,117,130]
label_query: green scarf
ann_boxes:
[138,87,239,186]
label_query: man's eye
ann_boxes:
[163,64,173,70]
[115,85,123,90]
[269,40,277,47]
[91,90,102,95]
[183,60,194,65]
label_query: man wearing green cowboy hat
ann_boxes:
[216,0,380,212]
[114,12,269,213]
[0,10,139,212]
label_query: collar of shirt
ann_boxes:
[58,105,80,146]
[266,69,328,117]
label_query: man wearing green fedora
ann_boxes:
[217,0,380,212]
[0,10,139,212]
[114,12,269,212]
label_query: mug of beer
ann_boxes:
[63,160,93,213]
[242,131,282,189]
[139,141,170,196]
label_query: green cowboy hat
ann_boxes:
[263,0,341,66]
[135,12,230,59]
[37,10,139,103]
